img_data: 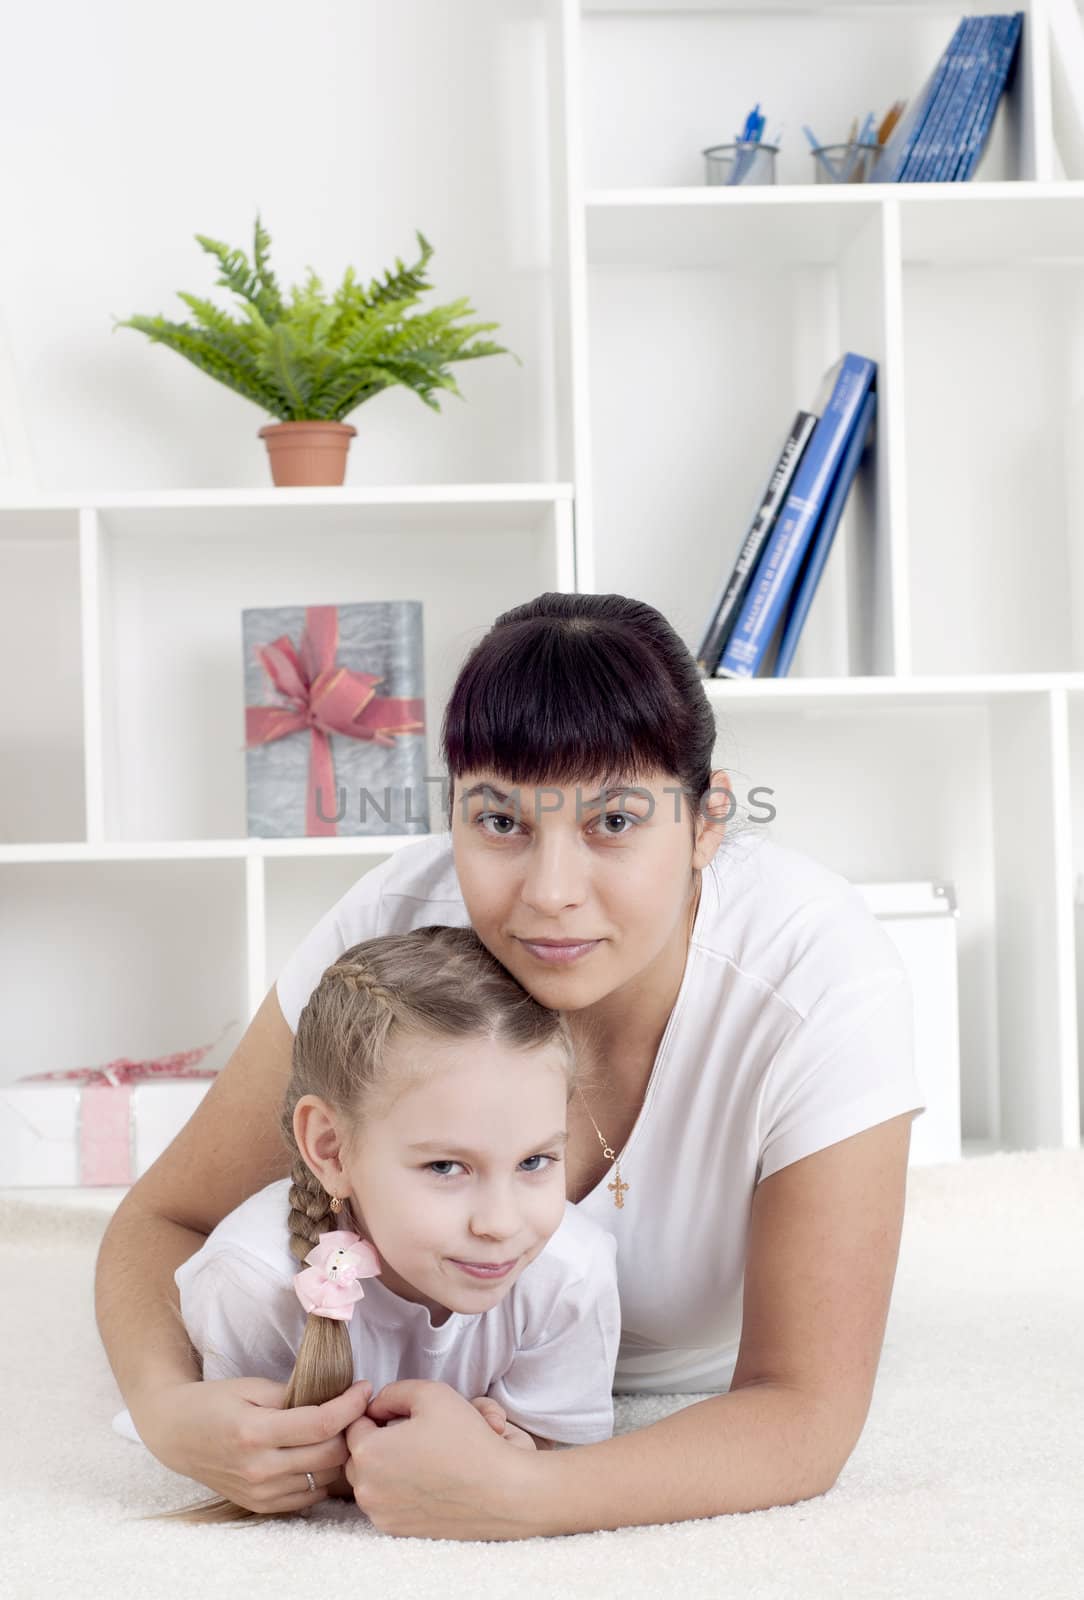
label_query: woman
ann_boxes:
[95,591,925,1539]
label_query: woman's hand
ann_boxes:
[130,1375,375,1515]
[345,1379,543,1538]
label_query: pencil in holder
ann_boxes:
[703,142,779,187]
[811,141,882,184]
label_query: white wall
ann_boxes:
[0,0,560,491]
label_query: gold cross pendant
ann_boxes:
[608,1171,629,1209]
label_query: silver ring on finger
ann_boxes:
[305,1472,317,1493]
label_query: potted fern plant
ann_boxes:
[114,216,518,485]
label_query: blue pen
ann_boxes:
[740,103,762,142]
[732,103,765,184]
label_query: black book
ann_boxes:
[694,409,818,676]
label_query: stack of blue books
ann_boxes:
[872,13,1024,182]
[695,354,877,681]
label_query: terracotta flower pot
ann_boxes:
[258,420,357,487]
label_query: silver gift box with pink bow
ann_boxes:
[242,601,430,838]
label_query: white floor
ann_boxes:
[2,1146,1081,1599]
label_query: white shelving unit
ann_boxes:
[3,0,1083,1171]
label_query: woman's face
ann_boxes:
[295,1035,570,1324]
[450,767,723,1014]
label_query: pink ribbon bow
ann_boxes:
[244,605,425,838]
[20,1040,220,1088]
[293,1230,383,1322]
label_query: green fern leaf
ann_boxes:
[252,214,285,322]
[117,217,516,423]
[259,322,320,417]
[363,230,434,309]
[112,315,287,416]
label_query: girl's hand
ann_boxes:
[469,1395,510,1436]
[345,1379,542,1538]
[469,1395,539,1451]
[130,1375,375,1515]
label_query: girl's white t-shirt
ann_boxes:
[112,1179,621,1448]
[272,825,927,1396]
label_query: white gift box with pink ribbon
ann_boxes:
[0,1041,223,1187]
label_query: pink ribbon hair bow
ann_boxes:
[293,1230,383,1322]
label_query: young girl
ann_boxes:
[113,923,621,1524]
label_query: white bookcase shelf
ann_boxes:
[3,0,1083,1168]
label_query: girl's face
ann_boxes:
[302,1034,570,1324]
[450,767,722,1015]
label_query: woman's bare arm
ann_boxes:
[514,1113,915,1534]
[94,982,297,1419]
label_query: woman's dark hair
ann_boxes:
[441,593,719,827]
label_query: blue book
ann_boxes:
[773,390,878,679]
[955,14,1024,181]
[950,17,1010,181]
[929,17,1001,182]
[901,17,984,182]
[941,19,1004,182]
[872,20,969,182]
[695,408,818,675]
[716,353,877,680]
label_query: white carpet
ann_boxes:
[2,1149,1082,1599]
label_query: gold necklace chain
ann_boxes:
[571,874,703,1210]
[576,1085,629,1209]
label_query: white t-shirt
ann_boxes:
[272,826,927,1395]
[112,1178,621,1448]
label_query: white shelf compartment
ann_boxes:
[899,229,1084,675]
[0,856,248,1085]
[0,488,574,849]
[576,0,1048,188]
[576,185,1084,679]
[579,193,905,675]
[709,680,1079,1151]
[0,508,85,842]
[0,837,433,1064]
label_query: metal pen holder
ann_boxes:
[811,141,882,184]
[703,141,779,186]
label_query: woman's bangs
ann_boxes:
[445,630,681,790]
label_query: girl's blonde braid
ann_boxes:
[285,957,398,1264]
[333,962,399,1010]
[286,1158,343,1266]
